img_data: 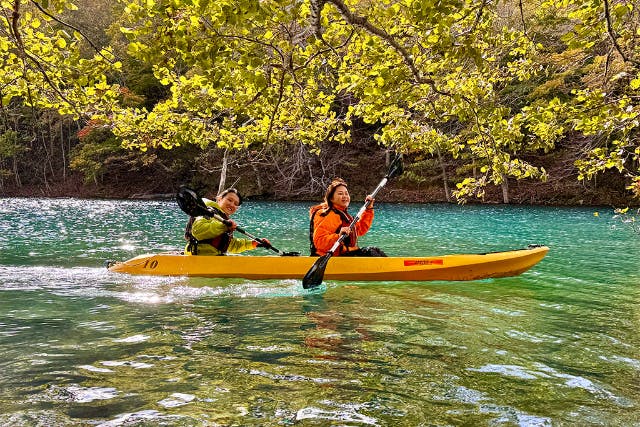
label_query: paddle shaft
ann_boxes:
[203,210,283,255]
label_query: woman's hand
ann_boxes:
[223,219,238,230]
[365,195,375,209]
[253,238,271,248]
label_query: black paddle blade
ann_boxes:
[176,186,210,217]
[302,253,332,289]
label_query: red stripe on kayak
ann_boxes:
[404,259,444,266]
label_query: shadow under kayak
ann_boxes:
[107,245,549,282]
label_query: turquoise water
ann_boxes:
[0,197,639,426]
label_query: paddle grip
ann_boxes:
[326,233,347,256]
[229,223,280,254]
[217,214,283,254]
[209,211,281,253]
[354,177,388,223]
[205,209,234,229]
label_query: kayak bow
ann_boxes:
[107,245,549,282]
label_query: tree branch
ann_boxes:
[518,0,528,37]
[265,63,287,145]
[8,0,79,114]
[310,0,325,39]
[603,0,639,66]
[323,0,438,88]
[30,0,115,62]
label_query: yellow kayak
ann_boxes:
[107,245,548,282]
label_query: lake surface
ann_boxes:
[0,198,638,426]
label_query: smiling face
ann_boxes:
[216,192,241,216]
[330,184,350,210]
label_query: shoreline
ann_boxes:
[3,189,637,208]
[1,173,637,207]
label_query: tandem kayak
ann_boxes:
[107,245,549,282]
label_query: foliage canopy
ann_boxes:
[1,0,639,200]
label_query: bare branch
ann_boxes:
[603,0,639,65]
[518,0,528,36]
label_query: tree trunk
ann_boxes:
[13,156,21,187]
[217,148,228,194]
[435,146,451,202]
[251,163,263,194]
[60,119,66,181]
[501,174,509,204]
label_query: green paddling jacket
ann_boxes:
[184,199,255,256]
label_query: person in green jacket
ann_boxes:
[184,187,269,255]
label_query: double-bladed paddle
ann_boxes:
[302,155,404,289]
[176,186,300,256]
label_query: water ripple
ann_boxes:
[1,199,639,426]
[296,401,380,426]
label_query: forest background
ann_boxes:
[1,0,639,209]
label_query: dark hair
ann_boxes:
[324,178,348,208]
[218,187,243,205]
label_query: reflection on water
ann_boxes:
[1,198,639,425]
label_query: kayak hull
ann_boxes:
[107,245,549,282]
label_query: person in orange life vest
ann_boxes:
[184,188,270,255]
[309,178,386,257]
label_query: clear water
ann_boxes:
[0,198,638,426]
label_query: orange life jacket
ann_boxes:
[309,203,373,256]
